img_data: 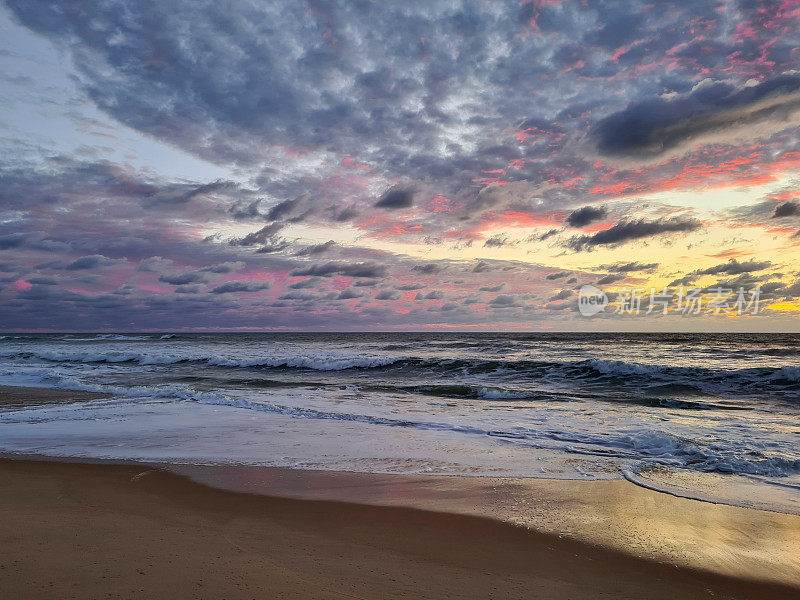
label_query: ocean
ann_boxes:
[1,332,799,513]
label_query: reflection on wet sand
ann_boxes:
[175,464,800,587]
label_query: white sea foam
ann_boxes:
[0,333,799,514]
[478,387,530,399]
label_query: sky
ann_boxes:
[1,0,800,332]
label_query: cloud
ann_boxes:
[489,294,519,307]
[159,271,209,285]
[566,217,702,251]
[696,258,771,276]
[291,261,387,278]
[548,289,573,301]
[420,290,444,300]
[256,240,291,254]
[154,179,238,204]
[411,263,441,274]
[138,256,174,273]
[210,280,272,294]
[773,202,799,218]
[337,288,363,300]
[294,240,336,256]
[230,223,285,247]
[64,254,120,270]
[483,235,509,248]
[333,206,359,222]
[0,232,69,252]
[593,75,800,160]
[599,262,659,273]
[287,277,322,289]
[175,284,205,294]
[4,1,800,331]
[375,289,399,300]
[201,261,246,273]
[375,187,415,210]
[596,273,626,285]
[668,259,773,287]
[565,206,607,228]
[545,271,570,280]
[264,196,314,222]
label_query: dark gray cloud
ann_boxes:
[154,179,238,205]
[548,289,573,301]
[264,196,314,223]
[291,261,387,278]
[332,206,359,222]
[159,271,209,285]
[337,288,363,300]
[0,232,70,253]
[175,284,205,294]
[201,261,246,274]
[669,259,773,287]
[211,280,272,294]
[265,198,302,221]
[375,187,415,210]
[64,255,120,271]
[256,240,292,254]
[230,223,285,247]
[411,264,441,274]
[567,217,702,251]
[545,271,570,280]
[600,262,659,273]
[420,290,444,300]
[696,258,772,276]
[594,75,800,159]
[596,273,626,285]
[773,202,799,218]
[294,240,337,256]
[489,294,519,307]
[375,289,399,300]
[565,206,607,228]
[483,235,509,248]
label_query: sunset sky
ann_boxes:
[2,0,800,331]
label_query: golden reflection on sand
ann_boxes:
[174,465,800,587]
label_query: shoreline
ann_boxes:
[2,384,800,595]
[1,457,798,599]
[3,452,800,590]
[1,382,798,517]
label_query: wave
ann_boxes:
[2,376,798,486]
[63,334,152,342]
[4,346,800,392]
[0,347,402,370]
[185,395,800,479]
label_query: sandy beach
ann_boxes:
[1,386,800,599]
[1,458,798,600]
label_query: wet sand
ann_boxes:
[0,459,797,600]
[1,384,799,599]
[0,385,108,408]
[175,463,800,587]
